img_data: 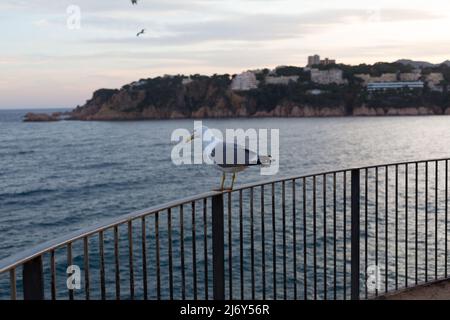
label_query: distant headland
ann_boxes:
[24,57,450,122]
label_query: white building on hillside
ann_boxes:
[310,68,347,85]
[231,71,259,91]
[355,73,397,85]
[367,81,424,91]
[425,73,444,91]
[265,75,299,85]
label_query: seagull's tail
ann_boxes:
[259,155,273,168]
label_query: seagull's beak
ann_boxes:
[186,133,195,143]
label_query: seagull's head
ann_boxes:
[186,125,210,143]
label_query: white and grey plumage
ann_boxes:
[187,126,272,190]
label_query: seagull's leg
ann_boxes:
[230,173,237,190]
[220,172,226,190]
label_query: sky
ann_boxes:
[1,0,450,109]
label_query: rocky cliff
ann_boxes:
[23,61,450,121]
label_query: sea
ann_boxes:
[1,109,450,299]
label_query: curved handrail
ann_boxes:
[0,191,219,273]
[1,156,449,274]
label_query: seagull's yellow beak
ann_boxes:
[186,133,195,143]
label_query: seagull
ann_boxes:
[187,126,272,190]
[136,29,145,37]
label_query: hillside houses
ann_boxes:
[228,57,447,93]
[265,75,299,85]
[231,71,259,91]
[310,68,347,85]
[425,73,445,91]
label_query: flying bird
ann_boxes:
[136,29,145,37]
[131,0,138,5]
[187,126,272,190]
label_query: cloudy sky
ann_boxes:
[1,0,450,109]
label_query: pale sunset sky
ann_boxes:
[1,0,450,109]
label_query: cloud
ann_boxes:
[33,19,50,27]
[82,8,444,47]
[0,0,210,14]
[1,0,449,108]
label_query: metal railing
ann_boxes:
[1,158,450,300]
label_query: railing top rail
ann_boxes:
[1,156,449,273]
[0,190,221,273]
[231,157,450,192]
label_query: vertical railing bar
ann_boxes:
[83,237,90,300]
[364,168,368,299]
[99,231,106,300]
[239,190,244,300]
[415,163,419,285]
[271,183,277,300]
[323,174,327,300]
[435,161,438,280]
[313,176,317,300]
[155,213,161,300]
[212,194,225,300]
[128,221,135,300]
[23,256,44,300]
[50,251,56,301]
[192,201,198,300]
[282,181,287,300]
[114,225,121,300]
[425,162,429,283]
[67,242,74,300]
[141,216,148,300]
[375,167,379,297]
[250,188,255,300]
[250,186,258,300]
[385,166,389,293]
[10,269,17,300]
[228,193,232,300]
[395,164,399,291]
[180,205,186,300]
[261,185,266,300]
[405,164,409,288]
[203,198,208,300]
[303,177,308,300]
[351,169,361,300]
[343,171,347,300]
[168,208,174,300]
[446,160,449,278]
[292,179,297,300]
[333,172,337,300]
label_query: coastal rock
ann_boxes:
[24,112,62,122]
[352,106,378,116]
[353,105,443,116]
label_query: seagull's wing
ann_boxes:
[211,142,259,167]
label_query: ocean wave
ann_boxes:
[0,177,150,203]
[77,162,123,170]
[0,188,56,199]
[0,150,36,157]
